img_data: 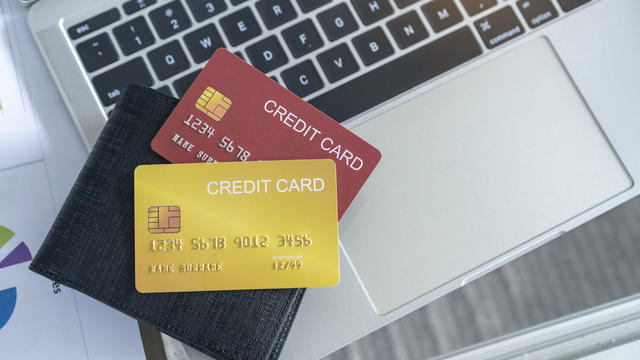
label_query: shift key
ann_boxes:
[474,6,525,49]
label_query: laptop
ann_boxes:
[23,0,640,358]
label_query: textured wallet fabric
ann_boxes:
[29,85,304,360]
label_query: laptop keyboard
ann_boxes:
[66,0,591,122]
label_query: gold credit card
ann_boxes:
[134,160,339,293]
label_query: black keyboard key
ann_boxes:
[156,85,175,97]
[147,40,191,80]
[317,4,359,41]
[271,76,279,83]
[92,58,153,106]
[149,1,192,39]
[309,27,481,122]
[516,0,558,28]
[460,0,497,16]
[256,0,297,29]
[475,6,524,49]
[68,8,120,40]
[185,0,228,22]
[282,19,324,58]
[281,60,324,97]
[316,43,359,83]
[113,17,155,55]
[394,0,419,8]
[352,27,394,66]
[351,0,394,25]
[234,51,245,60]
[220,7,263,46]
[557,0,590,12]
[184,24,225,63]
[231,0,247,4]
[123,0,157,15]
[173,69,202,97]
[297,0,332,13]
[422,0,463,33]
[246,35,289,73]
[76,33,119,72]
[386,11,428,49]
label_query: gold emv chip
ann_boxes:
[148,206,181,233]
[195,87,232,121]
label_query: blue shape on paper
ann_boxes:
[0,287,17,330]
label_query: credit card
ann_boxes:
[151,48,381,219]
[134,160,339,293]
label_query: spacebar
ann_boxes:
[309,26,483,122]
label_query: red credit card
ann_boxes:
[151,49,381,219]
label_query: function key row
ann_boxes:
[69,0,590,44]
[394,0,589,18]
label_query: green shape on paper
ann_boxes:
[0,226,14,250]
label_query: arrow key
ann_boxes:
[76,33,119,72]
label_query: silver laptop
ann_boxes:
[24,0,640,358]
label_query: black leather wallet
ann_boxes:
[29,85,304,360]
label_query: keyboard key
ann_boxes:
[123,0,157,15]
[147,40,191,80]
[516,0,558,28]
[230,0,247,4]
[351,0,394,25]
[282,19,324,58]
[149,1,192,39]
[184,24,225,63]
[156,85,175,97]
[92,57,153,106]
[234,51,245,60]
[557,0,590,12]
[317,4,359,41]
[113,17,155,55]
[316,43,359,83]
[220,7,263,46]
[386,11,428,49]
[185,0,228,22]
[460,0,497,16]
[351,27,394,66]
[173,69,202,97]
[68,8,120,40]
[281,60,324,97]
[474,6,524,49]
[309,27,481,122]
[422,0,463,33]
[76,33,119,72]
[256,0,297,29]
[297,0,332,13]
[271,76,279,83]
[394,0,419,8]
[246,35,289,73]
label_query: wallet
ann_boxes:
[29,85,305,360]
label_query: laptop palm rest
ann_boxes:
[341,38,632,315]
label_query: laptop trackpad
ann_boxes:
[341,38,632,315]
